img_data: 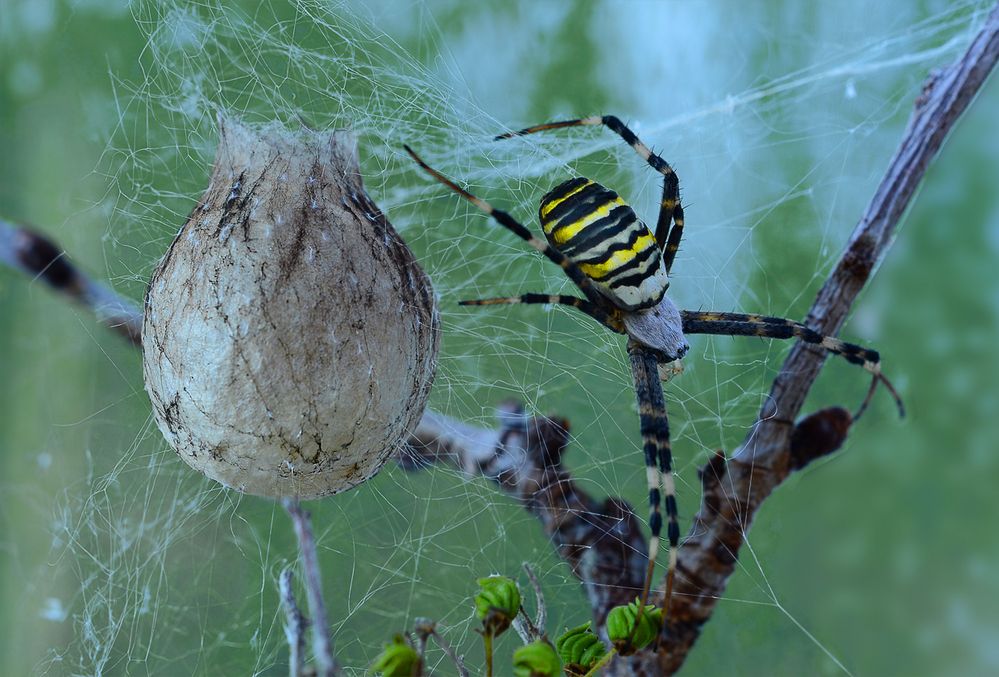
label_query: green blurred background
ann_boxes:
[2,1,998,675]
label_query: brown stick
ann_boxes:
[430,626,471,677]
[0,219,142,344]
[512,562,548,643]
[405,401,650,629]
[284,500,340,677]
[279,568,309,677]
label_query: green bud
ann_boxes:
[474,575,521,636]
[606,598,662,655]
[556,622,607,675]
[370,634,421,676]
[512,640,561,677]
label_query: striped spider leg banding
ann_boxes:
[403,145,607,309]
[680,310,905,419]
[495,115,685,274]
[629,341,680,639]
[459,294,625,334]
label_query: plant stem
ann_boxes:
[582,649,617,677]
[483,631,494,677]
[430,628,470,677]
[522,562,547,637]
[279,568,309,677]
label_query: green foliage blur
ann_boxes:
[1,1,997,675]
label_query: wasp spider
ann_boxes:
[405,115,903,637]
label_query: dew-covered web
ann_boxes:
[6,1,993,675]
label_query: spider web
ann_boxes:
[1,1,998,675]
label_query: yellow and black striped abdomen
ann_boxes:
[539,177,669,311]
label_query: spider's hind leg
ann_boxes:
[628,341,680,642]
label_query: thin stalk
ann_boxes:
[582,649,617,677]
[279,568,309,677]
[430,628,470,677]
[284,499,339,677]
[483,631,494,677]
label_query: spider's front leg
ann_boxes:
[495,115,686,273]
[458,294,626,334]
[403,145,609,309]
[680,310,905,419]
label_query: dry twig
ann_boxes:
[414,617,471,677]
[523,562,548,638]
[655,7,999,674]
[512,562,547,643]
[284,500,340,677]
[0,219,142,343]
[280,568,310,677]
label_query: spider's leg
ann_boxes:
[679,310,905,418]
[459,293,625,334]
[628,341,679,639]
[404,145,607,308]
[495,115,685,274]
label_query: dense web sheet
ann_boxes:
[1,1,997,675]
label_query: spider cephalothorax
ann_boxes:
[406,114,903,639]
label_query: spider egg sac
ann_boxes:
[142,118,439,500]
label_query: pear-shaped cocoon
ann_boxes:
[143,118,438,499]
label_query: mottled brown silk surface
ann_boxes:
[143,119,439,499]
